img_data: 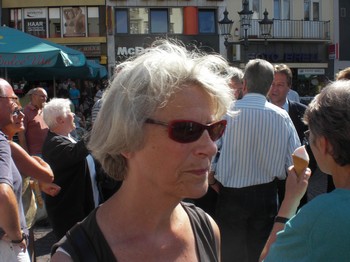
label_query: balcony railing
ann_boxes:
[241,19,330,41]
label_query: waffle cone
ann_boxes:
[292,154,309,177]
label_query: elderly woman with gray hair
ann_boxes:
[51,40,233,261]
[41,98,101,240]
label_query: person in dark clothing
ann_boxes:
[42,98,98,240]
[50,39,233,261]
[268,64,317,207]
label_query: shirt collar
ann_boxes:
[282,99,289,112]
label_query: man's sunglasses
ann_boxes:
[145,118,227,143]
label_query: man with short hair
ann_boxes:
[18,87,48,156]
[0,78,30,261]
[212,59,300,262]
[268,64,317,206]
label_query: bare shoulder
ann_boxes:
[51,251,74,262]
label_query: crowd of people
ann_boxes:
[1,39,350,262]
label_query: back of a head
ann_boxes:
[336,67,350,80]
[304,80,350,166]
[227,66,244,83]
[0,78,10,96]
[89,39,233,180]
[244,59,274,95]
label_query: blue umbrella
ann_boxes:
[0,26,86,69]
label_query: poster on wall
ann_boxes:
[24,19,46,38]
[63,7,86,37]
[24,8,47,38]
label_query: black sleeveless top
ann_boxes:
[53,202,218,262]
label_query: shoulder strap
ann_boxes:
[51,222,99,262]
[66,223,99,262]
[182,202,218,262]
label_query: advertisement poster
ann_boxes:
[24,19,46,38]
[63,7,86,37]
[24,8,47,38]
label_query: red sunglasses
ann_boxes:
[145,118,227,143]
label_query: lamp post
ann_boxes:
[218,9,234,47]
[259,9,274,45]
[238,0,254,49]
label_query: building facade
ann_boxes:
[223,0,333,98]
[1,0,108,66]
[1,0,339,97]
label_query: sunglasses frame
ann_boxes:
[145,118,227,143]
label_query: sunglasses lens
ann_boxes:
[170,121,204,143]
[169,120,227,143]
[208,120,227,141]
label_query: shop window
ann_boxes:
[62,6,87,37]
[115,9,128,33]
[10,9,23,30]
[49,8,61,37]
[198,9,216,34]
[88,7,99,37]
[23,8,47,38]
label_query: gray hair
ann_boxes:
[43,98,72,129]
[88,39,233,180]
[303,80,350,166]
[244,59,274,95]
[227,66,244,84]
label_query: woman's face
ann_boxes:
[2,107,25,136]
[127,85,219,201]
[61,109,76,133]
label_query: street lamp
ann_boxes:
[238,0,254,49]
[259,9,274,44]
[218,8,234,47]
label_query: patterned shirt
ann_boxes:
[215,93,300,188]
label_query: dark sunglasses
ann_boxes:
[13,108,24,117]
[145,118,227,143]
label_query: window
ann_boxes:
[304,0,320,21]
[150,9,168,33]
[198,9,216,34]
[115,8,183,35]
[274,0,290,19]
[88,7,99,36]
[116,9,128,33]
[312,2,320,21]
[169,8,182,34]
[49,8,61,37]
[251,0,260,19]
[10,9,23,30]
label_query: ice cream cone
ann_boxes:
[292,154,309,177]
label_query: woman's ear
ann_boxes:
[316,135,332,156]
[121,151,133,159]
[56,116,64,124]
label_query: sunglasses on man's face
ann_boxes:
[145,118,227,143]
